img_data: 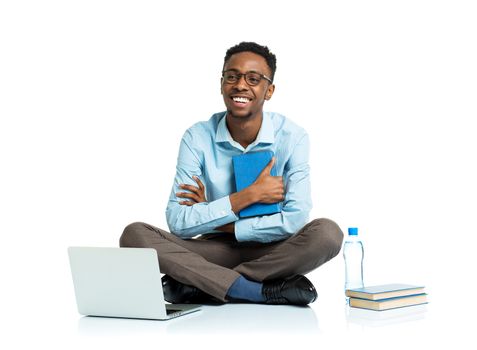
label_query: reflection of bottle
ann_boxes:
[344,227,364,297]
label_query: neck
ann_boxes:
[226,111,263,149]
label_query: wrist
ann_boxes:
[216,222,235,234]
[230,186,259,213]
[244,184,261,203]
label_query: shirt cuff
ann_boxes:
[207,195,238,224]
[234,217,257,242]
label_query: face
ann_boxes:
[221,51,275,120]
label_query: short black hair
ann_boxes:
[223,42,277,82]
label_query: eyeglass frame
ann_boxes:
[221,69,273,86]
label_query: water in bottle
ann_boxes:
[344,227,364,300]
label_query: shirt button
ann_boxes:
[220,211,226,216]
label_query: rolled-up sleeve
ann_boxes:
[165,130,238,238]
[234,133,312,243]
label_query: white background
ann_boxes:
[1,0,476,349]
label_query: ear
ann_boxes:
[220,77,224,95]
[265,84,275,100]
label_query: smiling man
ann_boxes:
[119,42,344,305]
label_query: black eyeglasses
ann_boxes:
[222,70,273,86]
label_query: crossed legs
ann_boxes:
[119,218,343,302]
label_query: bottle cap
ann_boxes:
[348,227,358,236]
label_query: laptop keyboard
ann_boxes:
[166,308,181,315]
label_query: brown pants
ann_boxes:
[119,218,343,302]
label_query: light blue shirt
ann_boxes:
[165,111,312,243]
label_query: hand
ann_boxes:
[176,176,207,206]
[251,157,285,203]
[215,222,235,234]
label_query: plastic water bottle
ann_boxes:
[344,227,364,298]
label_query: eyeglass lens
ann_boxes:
[223,71,263,86]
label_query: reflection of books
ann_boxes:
[346,284,425,300]
[349,293,428,311]
[232,151,281,218]
[346,304,428,327]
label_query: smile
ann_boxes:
[232,96,252,104]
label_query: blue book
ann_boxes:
[345,284,426,301]
[349,293,428,311]
[232,151,282,218]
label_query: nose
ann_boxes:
[234,74,249,91]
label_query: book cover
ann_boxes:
[349,293,428,311]
[345,284,425,301]
[232,151,281,218]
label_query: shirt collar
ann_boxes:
[215,112,275,145]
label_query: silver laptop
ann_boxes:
[68,247,201,320]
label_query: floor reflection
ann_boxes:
[167,304,319,334]
[345,304,428,328]
[78,303,319,336]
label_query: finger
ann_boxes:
[179,200,195,206]
[260,157,275,176]
[267,157,276,171]
[193,176,205,191]
[179,184,200,195]
[177,192,199,200]
[176,192,200,202]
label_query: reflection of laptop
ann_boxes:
[68,247,201,320]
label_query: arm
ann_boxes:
[234,133,312,243]
[214,156,284,233]
[165,131,238,238]
[178,157,283,234]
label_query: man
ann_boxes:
[120,42,343,305]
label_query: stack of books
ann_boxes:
[346,284,428,311]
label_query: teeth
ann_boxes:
[232,97,250,103]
